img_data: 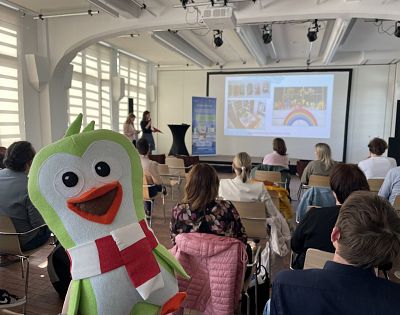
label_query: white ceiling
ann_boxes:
[6,0,400,68]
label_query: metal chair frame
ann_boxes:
[0,215,47,314]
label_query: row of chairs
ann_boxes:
[143,156,193,225]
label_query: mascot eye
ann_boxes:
[92,158,122,183]
[62,172,79,187]
[95,161,110,177]
[55,167,85,198]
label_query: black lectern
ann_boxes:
[168,124,190,156]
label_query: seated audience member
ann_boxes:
[136,138,165,214]
[291,164,369,269]
[219,152,281,217]
[378,165,400,205]
[0,146,6,169]
[301,143,337,184]
[262,138,289,168]
[0,141,50,252]
[266,192,400,315]
[170,163,247,245]
[358,137,396,179]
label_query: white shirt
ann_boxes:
[218,176,280,217]
[358,156,397,179]
[139,155,162,185]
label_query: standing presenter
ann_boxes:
[140,110,158,154]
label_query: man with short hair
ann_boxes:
[0,141,50,253]
[358,137,396,179]
[267,191,400,315]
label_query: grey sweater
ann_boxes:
[0,168,45,246]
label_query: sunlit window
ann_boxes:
[0,22,20,147]
[68,44,147,132]
[118,53,147,133]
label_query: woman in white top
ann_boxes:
[123,113,140,146]
[262,138,289,168]
[358,137,397,179]
[219,152,280,217]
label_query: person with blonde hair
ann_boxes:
[301,143,337,184]
[123,113,140,146]
[219,152,278,213]
[170,163,246,245]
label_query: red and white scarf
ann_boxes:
[67,220,163,300]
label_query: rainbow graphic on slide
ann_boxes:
[283,108,318,126]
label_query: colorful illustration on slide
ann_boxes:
[283,107,318,126]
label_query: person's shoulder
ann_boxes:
[274,268,321,287]
[216,199,234,209]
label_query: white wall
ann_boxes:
[157,65,398,163]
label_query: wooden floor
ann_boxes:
[1,173,398,314]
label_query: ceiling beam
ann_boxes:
[151,31,214,68]
[322,18,351,64]
[236,25,269,66]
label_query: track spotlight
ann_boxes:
[307,19,319,42]
[181,0,189,9]
[213,30,223,47]
[262,24,272,44]
[395,21,400,38]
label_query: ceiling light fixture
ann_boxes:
[33,10,99,20]
[88,0,119,18]
[262,24,272,44]
[395,21,400,38]
[213,30,223,47]
[307,19,319,42]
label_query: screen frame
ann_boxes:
[206,68,353,162]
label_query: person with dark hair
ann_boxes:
[291,163,369,269]
[0,146,6,169]
[266,192,400,315]
[170,163,247,245]
[140,111,155,154]
[358,137,396,179]
[262,138,289,168]
[0,141,50,253]
[123,113,140,146]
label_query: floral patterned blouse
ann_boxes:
[170,199,247,245]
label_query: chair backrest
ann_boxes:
[157,163,169,175]
[303,248,334,269]
[254,170,281,184]
[142,175,152,200]
[0,215,23,255]
[308,175,330,188]
[393,195,400,211]
[231,201,267,240]
[166,156,186,176]
[367,178,384,193]
[268,189,280,209]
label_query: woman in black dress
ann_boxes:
[140,110,155,154]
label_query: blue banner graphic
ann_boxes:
[192,96,216,155]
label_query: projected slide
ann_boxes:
[224,74,334,138]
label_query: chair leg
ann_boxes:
[20,257,24,278]
[162,195,166,223]
[22,257,29,315]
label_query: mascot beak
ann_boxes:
[67,181,122,224]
